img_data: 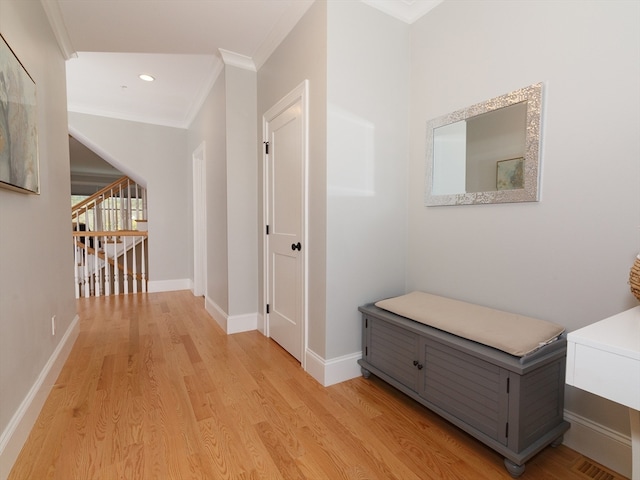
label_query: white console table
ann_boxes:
[566,306,640,480]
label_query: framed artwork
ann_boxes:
[0,33,39,194]
[496,157,524,191]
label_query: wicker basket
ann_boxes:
[630,255,640,302]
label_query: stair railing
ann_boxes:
[72,176,149,298]
[73,231,148,298]
[72,176,147,233]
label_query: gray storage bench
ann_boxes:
[358,291,570,478]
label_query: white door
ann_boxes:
[264,81,308,363]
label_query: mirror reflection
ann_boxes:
[426,83,542,206]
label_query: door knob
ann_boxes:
[291,242,301,251]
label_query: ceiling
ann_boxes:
[46,0,442,190]
[46,0,443,129]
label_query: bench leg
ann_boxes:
[551,435,564,447]
[504,459,525,478]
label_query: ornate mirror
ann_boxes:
[425,83,543,206]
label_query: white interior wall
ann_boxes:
[4,1,637,476]
[408,0,640,475]
[0,1,77,476]
[68,112,191,288]
[257,0,328,358]
[325,1,409,359]
[224,66,258,317]
[187,70,229,313]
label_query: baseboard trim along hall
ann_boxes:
[563,409,632,479]
[148,278,191,293]
[0,314,80,480]
[305,349,362,387]
[205,296,257,334]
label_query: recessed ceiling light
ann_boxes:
[139,74,155,82]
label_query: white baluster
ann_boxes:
[112,189,116,231]
[135,183,140,228]
[104,235,111,296]
[93,233,100,297]
[73,236,80,299]
[106,190,110,231]
[105,194,109,230]
[123,181,127,229]
[91,198,96,231]
[83,239,90,298]
[132,234,138,294]
[143,188,147,224]
[93,195,104,231]
[123,235,129,295]
[115,187,119,230]
[141,236,147,293]
[113,236,120,295]
[127,180,132,230]
[102,195,107,231]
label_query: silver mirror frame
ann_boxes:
[425,83,543,206]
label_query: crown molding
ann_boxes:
[40,0,77,59]
[219,49,256,72]
[183,57,225,127]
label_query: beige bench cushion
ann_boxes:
[375,291,565,357]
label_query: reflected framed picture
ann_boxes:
[496,157,523,191]
[0,33,39,194]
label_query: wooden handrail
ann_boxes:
[72,230,148,237]
[71,175,131,218]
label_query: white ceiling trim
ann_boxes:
[183,59,225,128]
[219,49,256,72]
[40,0,77,59]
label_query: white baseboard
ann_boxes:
[226,313,258,334]
[305,349,362,387]
[148,278,191,293]
[205,295,227,331]
[563,409,632,478]
[204,296,257,334]
[0,315,80,480]
[202,301,359,385]
[256,313,265,335]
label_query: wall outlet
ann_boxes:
[51,315,56,336]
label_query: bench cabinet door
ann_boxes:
[363,315,421,392]
[418,337,510,445]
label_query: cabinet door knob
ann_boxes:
[413,360,419,366]
[417,363,423,370]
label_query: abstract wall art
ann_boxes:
[0,33,39,194]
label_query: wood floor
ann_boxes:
[8,290,627,480]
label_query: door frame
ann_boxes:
[192,141,207,297]
[262,80,309,368]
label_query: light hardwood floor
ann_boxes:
[8,291,626,479]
